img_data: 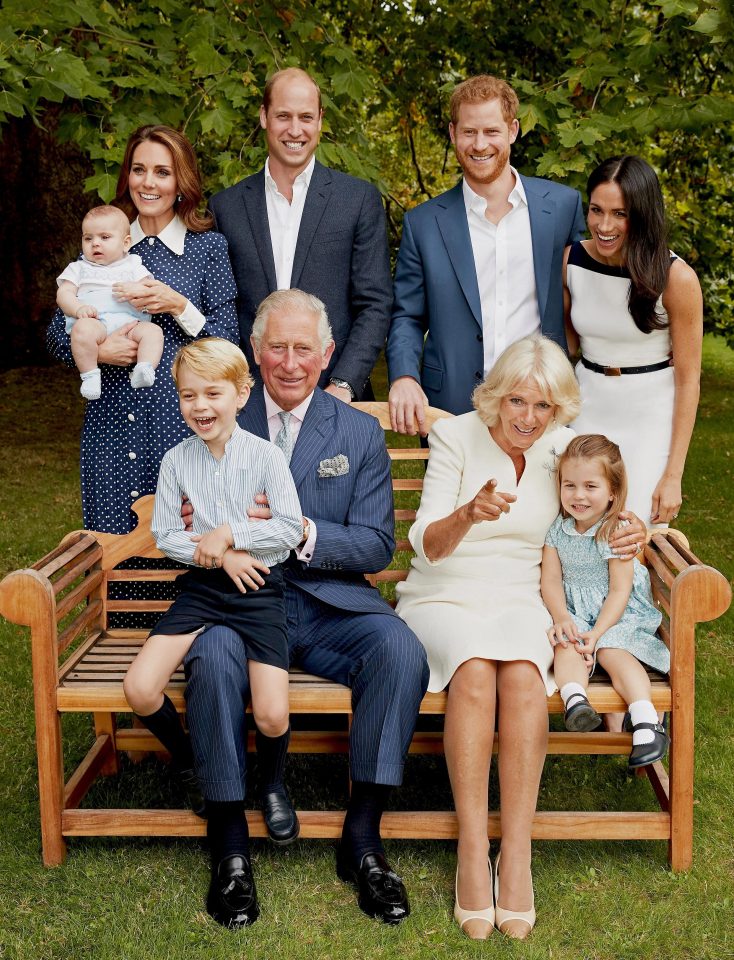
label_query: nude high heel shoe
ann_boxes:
[453,859,494,940]
[493,851,536,940]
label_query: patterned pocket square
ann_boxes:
[318,454,350,478]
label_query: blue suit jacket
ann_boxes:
[238,386,399,615]
[386,176,586,415]
[210,161,392,399]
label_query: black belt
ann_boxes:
[581,356,672,377]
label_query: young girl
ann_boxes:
[541,434,670,767]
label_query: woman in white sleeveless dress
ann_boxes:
[564,156,703,526]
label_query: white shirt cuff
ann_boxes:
[295,517,316,563]
[173,300,206,337]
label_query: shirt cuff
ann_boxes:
[173,299,206,337]
[229,522,252,551]
[295,517,316,563]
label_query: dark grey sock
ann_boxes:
[255,725,290,795]
[341,781,391,867]
[136,694,193,771]
[206,799,250,864]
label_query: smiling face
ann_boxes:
[587,181,629,266]
[490,379,556,458]
[450,98,518,191]
[559,457,614,533]
[260,74,323,180]
[81,212,130,265]
[176,365,249,459]
[127,140,178,232]
[252,308,334,411]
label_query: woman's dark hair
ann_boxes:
[587,156,670,334]
[115,125,213,233]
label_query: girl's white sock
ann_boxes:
[560,682,587,708]
[629,699,658,745]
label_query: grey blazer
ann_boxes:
[210,161,392,399]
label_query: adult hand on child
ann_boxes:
[247,493,271,521]
[114,277,187,316]
[221,550,270,594]
[609,511,647,560]
[97,322,139,366]
[191,524,233,568]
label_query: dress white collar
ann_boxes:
[130,215,187,255]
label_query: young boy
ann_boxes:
[123,337,304,852]
[56,205,164,400]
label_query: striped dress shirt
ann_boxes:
[153,424,303,567]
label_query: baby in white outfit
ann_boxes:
[57,205,164,400]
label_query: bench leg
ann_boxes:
[668,706,694,871]
[35,706,66,866]
[93,713,120,775]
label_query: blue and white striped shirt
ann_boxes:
[153,424,303,567]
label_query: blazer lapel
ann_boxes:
[523,175,555,324]
[435,183,482,328]
[243,170,277,291]
[238,385,269,441]
[288,389,336,489]
[290,162,332,288]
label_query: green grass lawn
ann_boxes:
[0,340,732,960]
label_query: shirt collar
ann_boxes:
[193,422,244,455]
[130,215,187,255]
[264,155,316,196]
[263,385,314,425]
[462,166,527,217]
[560,515,602,537]
[80,254,130,268]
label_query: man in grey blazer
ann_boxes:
[386,74,587,431]
[209,67,392,402]
[184,290,429,930]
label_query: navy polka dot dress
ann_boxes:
[47,227,239,534]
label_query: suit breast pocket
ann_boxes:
[314,229,353,245]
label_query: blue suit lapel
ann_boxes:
[291,162,332,289]
[289,388,336,489]
[238,384,269,440]
[435,182,482,328]
[243,171,277,291]
[523,175,555,325]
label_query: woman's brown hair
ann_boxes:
[115,125,213,233]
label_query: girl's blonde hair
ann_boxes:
[172,338,254,396]
[557,434,628,543]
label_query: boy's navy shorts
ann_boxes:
[150,563,288,671]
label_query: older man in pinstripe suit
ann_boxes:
[184,289,429,929]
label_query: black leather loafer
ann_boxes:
[206,854,260,928]
[336,849,410,924]
[628,721,670,768]
[564,695,602,732]
[176,767,206,819]
[262,788,300,845]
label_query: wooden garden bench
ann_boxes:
[0,402,729,869]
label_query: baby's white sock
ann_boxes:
[629,699,658,745]
[80,368,101,400]
[560,682,588,709]
[131,362,156,389]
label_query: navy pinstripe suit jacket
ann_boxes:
[238,386,400,616]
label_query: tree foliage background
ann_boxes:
[1,0,732,365]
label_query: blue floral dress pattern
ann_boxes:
[47,228,238,533]
[545,514,669,675]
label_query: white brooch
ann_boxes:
[318,454,350,478]
[543,446,560,476]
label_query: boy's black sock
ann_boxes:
[136,694,193,771]
[255,725,290,795]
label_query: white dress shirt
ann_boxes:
[130,216,207,337]
[263,387,317,562]
[463,169,540,373]
[264,156,316,289]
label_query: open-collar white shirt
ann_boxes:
[264,155,316,290]
[463,167,540,373]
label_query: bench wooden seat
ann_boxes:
[0,402,730,869]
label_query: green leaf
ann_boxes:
[84,170,117,202]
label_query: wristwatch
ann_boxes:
[329,377,355,399]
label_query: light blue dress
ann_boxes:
[545,514,669,675]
